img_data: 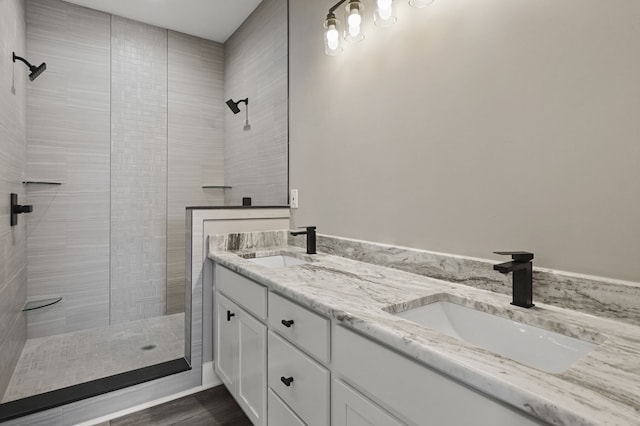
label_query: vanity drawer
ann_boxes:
[268,389,305,426]
[268,292,330,363]
[268,331,330,426]
[215,264,267,320]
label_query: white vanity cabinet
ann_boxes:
[214,266,267,426]
[214,263,547,426]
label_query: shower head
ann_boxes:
[226,98,248,114]
[28,62,47,81]
[12,52,47,81]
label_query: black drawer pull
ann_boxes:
[227,310,235,321]
[281,319,294,328]
[280,376,294,387]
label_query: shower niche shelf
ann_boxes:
[23,297,62,311]
[22,181,63,185]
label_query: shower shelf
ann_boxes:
[202,185,232,189]
[22,297,62,311]
[22,181,63,185]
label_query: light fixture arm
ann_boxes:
[328,0,348,14]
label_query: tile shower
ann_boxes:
[1,0,227,404]
[0,0,287,415]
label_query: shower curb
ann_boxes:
[0,358,191,422]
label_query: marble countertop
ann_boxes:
[208,245,640,426]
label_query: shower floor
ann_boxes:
[2,313,184,403]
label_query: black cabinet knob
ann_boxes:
[226,310,235,321]
[280,376,294,387]
[281,319,294,328]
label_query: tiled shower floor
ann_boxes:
[1,313,184,403]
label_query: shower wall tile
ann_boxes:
[224,0,289,206]
[23,1,226,334]
[110,16,168,323]
[25,0,111,338]
[0,0,27,399]
[167,31,225,314]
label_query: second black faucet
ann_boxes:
[290,226,316,254]
[493,251,535,308]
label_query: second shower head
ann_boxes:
[226,98,248,114]
[13,52,47,81]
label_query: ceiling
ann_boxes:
[62,0,263,43]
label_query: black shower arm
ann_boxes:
[238,98,249,106]
[12,52,35,69]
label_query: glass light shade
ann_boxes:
[344,0,365,43]
[324,16,342,56]
[409,0,435,8]
[374,0,397,27]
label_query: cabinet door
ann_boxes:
[214,292,239,391]
[333,379,405,426]
[237,309,267,426]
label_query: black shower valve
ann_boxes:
[10,193,33,226]
[14,204,33,214]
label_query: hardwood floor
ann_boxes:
[105,385,252,426]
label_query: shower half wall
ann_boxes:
[24,0,225,338]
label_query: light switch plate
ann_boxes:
[290,189,298,209]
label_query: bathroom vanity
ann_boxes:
[209,233,640,425]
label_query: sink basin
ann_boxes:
[246,254,307,268]
[393,299,600,373]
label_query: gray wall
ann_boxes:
[224,0,288,206]
[25,0,111,337]
[289,0,640,282]
[110,16,168,323]
[167,31,225,315]
[0,0,27,399]
[25,0,225,336]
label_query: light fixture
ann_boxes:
[374,0,397,27]
[345,0,365,43]
[324,12,342,55]
[323,0,435,56]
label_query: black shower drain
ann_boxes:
[140,344,157,351]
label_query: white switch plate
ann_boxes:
[290,189,299,209]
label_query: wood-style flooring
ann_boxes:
[103,386,252,426]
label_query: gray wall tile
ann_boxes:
[25,0,110,338]
[167,31,225,314]
[224,0,288,207]
[0,0,27,399]
[110,16,168,323]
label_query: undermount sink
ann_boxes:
[246,254,308,268]
[392,296,602,373]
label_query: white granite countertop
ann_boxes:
[208,245,640,426]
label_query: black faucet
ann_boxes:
[493,251,535,308]
[290,226,316,254]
